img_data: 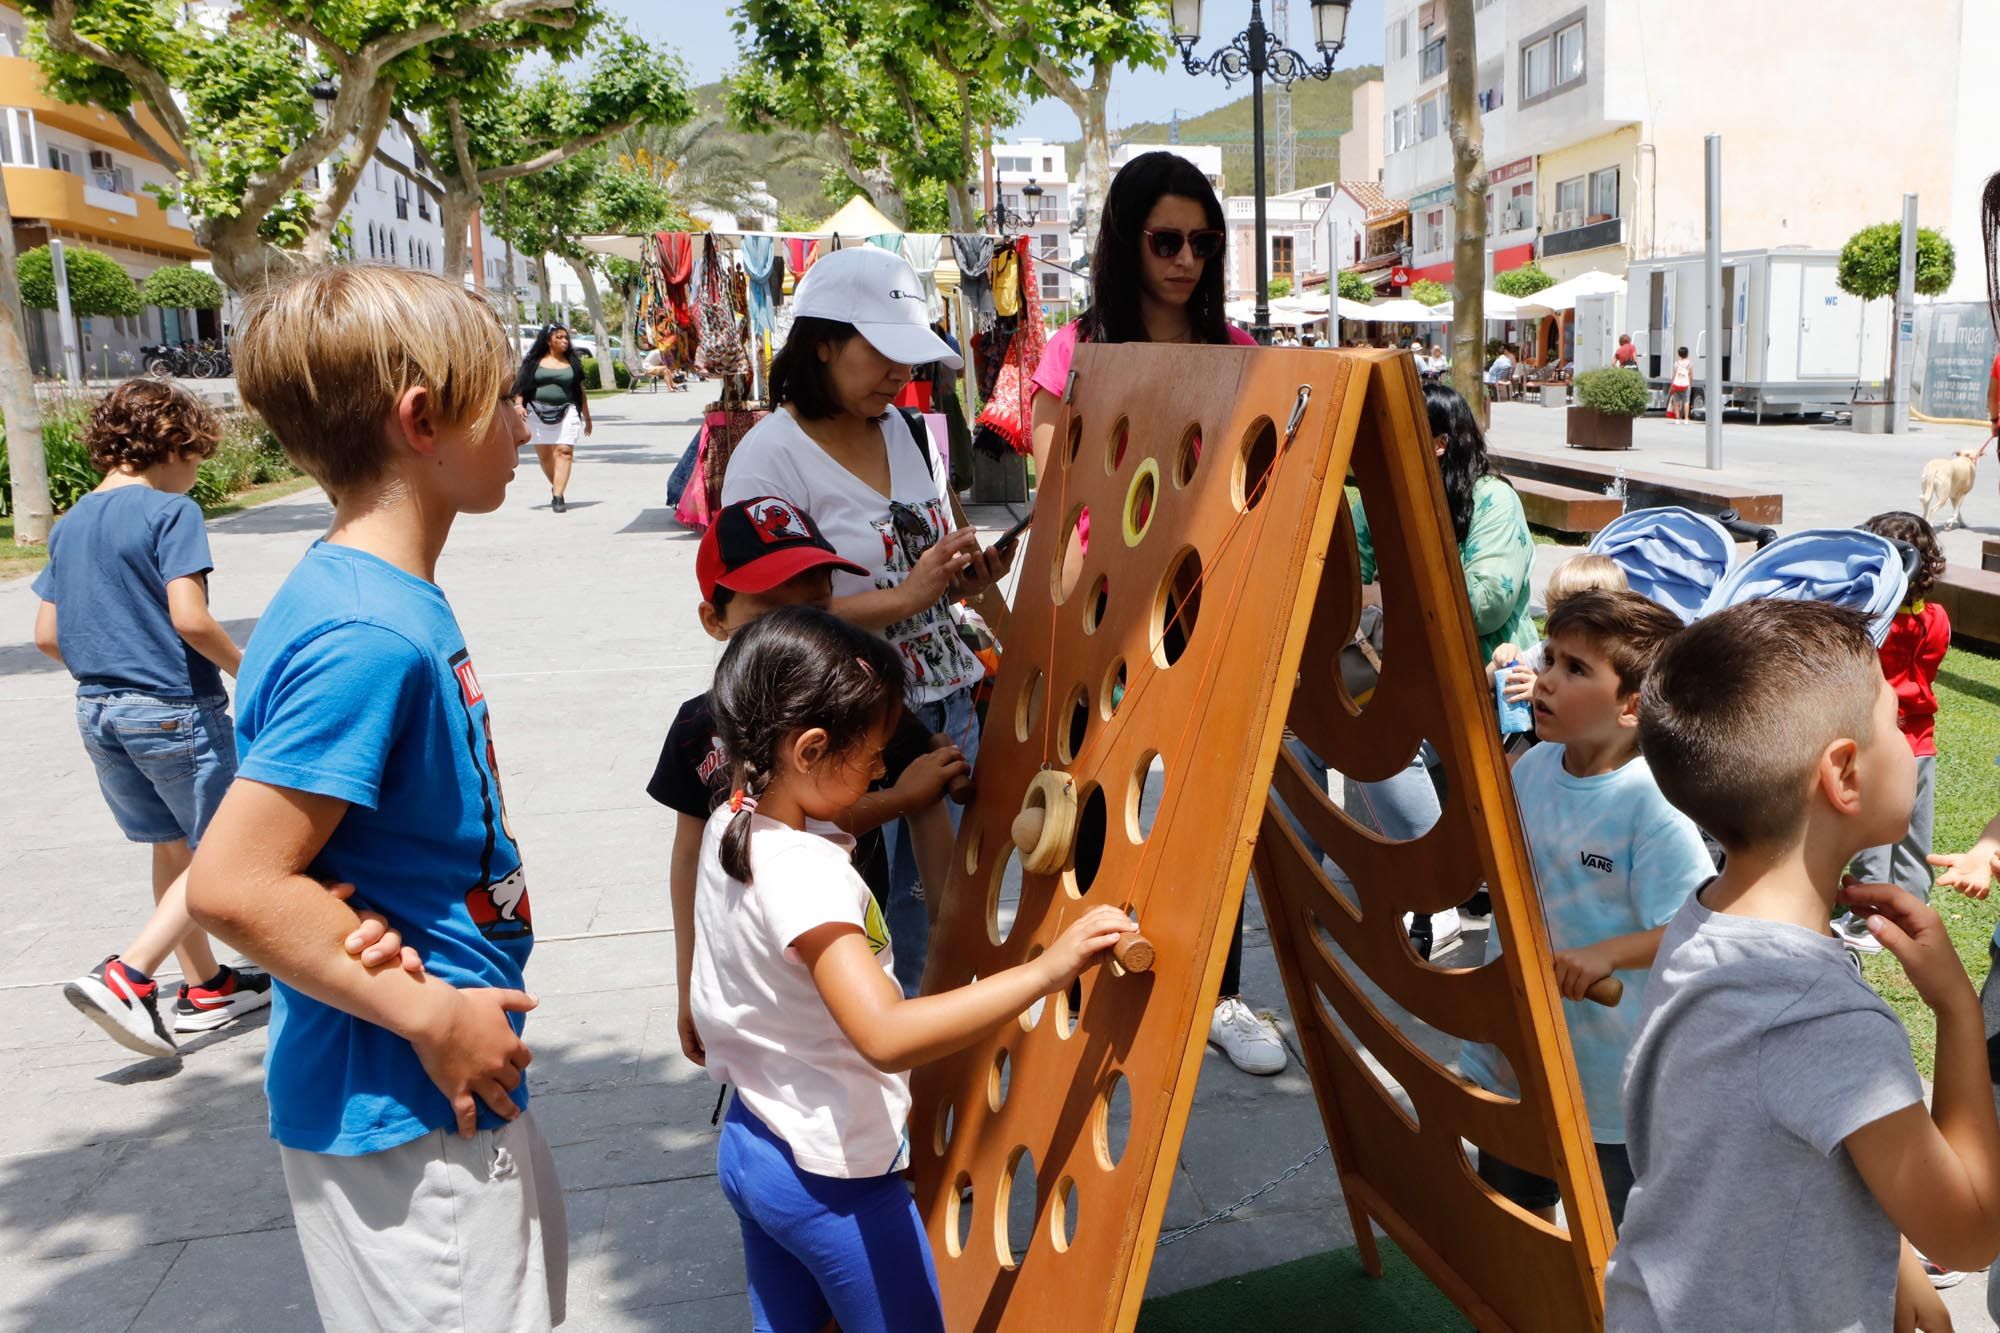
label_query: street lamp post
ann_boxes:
[989,178,1044,239]
[1170,0,1351,345]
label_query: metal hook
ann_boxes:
[1284,385,1313,445]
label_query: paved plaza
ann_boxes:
[1,382,1992,1328]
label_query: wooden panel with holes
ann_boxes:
[1253,359,1614,1330]
[909,343,1359,1332]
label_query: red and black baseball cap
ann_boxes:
[697,496,868,603]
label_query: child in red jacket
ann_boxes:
[1837,511,1950,951]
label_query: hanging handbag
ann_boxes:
[1339,604,1386,704]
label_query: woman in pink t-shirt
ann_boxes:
[1027,151,1283,1077]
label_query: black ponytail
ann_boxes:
[710,606,908,884]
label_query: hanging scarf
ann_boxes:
[784,237,810,277]
[740,235,777,337]
[903,234,945,321]
[992,245,1021,318]
[952,234,997,333]
[867,233,903,255]
[657,232,695,328]
[974,239,1047,456]
[770,248,788,309]
[695,234,749,379]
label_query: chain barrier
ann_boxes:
[1155,1140,1331,1247]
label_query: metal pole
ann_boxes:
[1702,134,1722,470]
[1891,191,1917,433]
[1326,195,1338,344]
[48,238,81,386]
[1249,1,1272,346]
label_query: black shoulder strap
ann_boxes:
[896,406,934,480]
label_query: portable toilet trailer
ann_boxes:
[1625,248,1890,421]
[1573,289,1629,373]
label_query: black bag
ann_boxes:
[530,400,569,426]
[1340,604,1386,705]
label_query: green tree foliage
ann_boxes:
[1337,270,1374,302]
[1409,278,1450,306]
[17,245,141,317]
[1493,260,1556,299]
[1836,223,1956,301]
[140,265,224,311]
[1267,276,1293,299]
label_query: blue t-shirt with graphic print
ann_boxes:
[1460,742,1714,1144]
[235,541,535,1156]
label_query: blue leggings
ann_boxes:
[716,1099,944,1333]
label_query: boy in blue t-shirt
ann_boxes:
[32,379,270,1058]
[1460,590,1712,1229]
[186,267,562,1331]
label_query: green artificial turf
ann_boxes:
[1136,1236,1470,1332]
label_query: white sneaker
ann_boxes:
[1402,908,1464,960]
[1209,997,1288,1075]
[1831,911,1884,955]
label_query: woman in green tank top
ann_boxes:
[510,324,593,512]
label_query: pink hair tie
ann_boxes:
[730,789,758,814]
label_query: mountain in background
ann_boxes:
[691,63,1384,225]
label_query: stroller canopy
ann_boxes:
[1697,528,1910,645]
[1587,507,1736,624]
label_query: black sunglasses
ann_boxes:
[1143,228,1224,261]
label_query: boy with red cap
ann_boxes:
[650,497,968,1066]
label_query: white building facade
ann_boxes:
[993,138,1076,308]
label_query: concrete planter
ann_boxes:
[1567,405,1635,450]
[1540,384,1568,408]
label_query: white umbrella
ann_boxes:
[1433,290,1522,321]
[1336,297,1378,321]
[1514,269,1626,316]
[1367,297,1449,323]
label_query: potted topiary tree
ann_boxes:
[1568,367,1648,449]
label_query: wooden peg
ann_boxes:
[1112,931,1156,974]
[1584,976,1623,1007]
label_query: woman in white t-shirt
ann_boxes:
[692,607,1130,1333]
[721,246,1013,998]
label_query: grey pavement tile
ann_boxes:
[131,1225,320,1332]
[33,1120,294,1259]
[526,932,677,998]
[528,983,680,1095]
[533,1077,723,1194]
[563,1291,748,1333]
[573,1175,748,1314]
[0,1237,184,1333]
[1140,1199,1355,1300]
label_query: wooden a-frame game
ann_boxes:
[909,345,1614,1331]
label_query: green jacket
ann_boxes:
[1348,474,1536,662]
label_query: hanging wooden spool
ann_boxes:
[1010,769,1078,876]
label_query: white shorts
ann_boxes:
[528,406,582,447]
[280,1110,568,1331]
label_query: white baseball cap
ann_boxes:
[791,246,963,371]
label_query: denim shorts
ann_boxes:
[76,693,238,847]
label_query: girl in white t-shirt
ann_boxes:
[690,605,1132,1333]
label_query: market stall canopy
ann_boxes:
[577,233,665,262]
[1432,290,1522,321]
[1513,269,1625,315]
[1365,297,1449,322]
[815,195,902,242]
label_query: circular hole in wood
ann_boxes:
[988,1046,1011,1113]
[935,1099,954,1156]
[987,845,1023,946]
[1065,415,1083,466]
[1151,548,1203,668]
[998,1145,1038,1270]
[1106,416,1130,473]
[949,1171,974,1257]
[1094,1071,1132,1169]
[1127,752,1166,843]
[1122,458,1160,548]
[1060,683,1090,763]
[1053,1176,1080,1253]
[1101,658,1127,721]
[1057,974,1083,1038]
[1020,946,1047,1031]
[1082,574,1110,635]
[1014,669,1045,744]
[1073,782,1107,896]
[1052,504,1089,606]
[1174,423,1203,488]
[1235,416,1278,511]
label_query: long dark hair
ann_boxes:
[512,322,585,401]
[1424,383,1502,547]
[1077,151,1229,346]
[1984,171,2000,336]
[711,606,907,883]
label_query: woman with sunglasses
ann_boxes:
[1026,151,1285,1078]
[721,246,1012,996]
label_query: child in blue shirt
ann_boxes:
[186,267,562,1332]
[32,379,270,1059]
[1460,589,1712,1229]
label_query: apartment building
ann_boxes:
[993,138,1076,307]
[1379,0,1995,294]
[0,4,208,374]
[1335,79,1385,186]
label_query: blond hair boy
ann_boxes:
[187,267,563,1330]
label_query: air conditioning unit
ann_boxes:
[1552,208,1581,232]
[1502,205,1530,232]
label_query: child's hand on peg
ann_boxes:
[1037,906,1137,990]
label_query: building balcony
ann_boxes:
[0,56,184,164]
[1540,214,1623,259]
[1,164,204,258]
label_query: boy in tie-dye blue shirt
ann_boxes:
[1459,590,1713,1228]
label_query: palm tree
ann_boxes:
[611,116,822,227]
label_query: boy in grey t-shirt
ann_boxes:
[1607,602,2000,1332]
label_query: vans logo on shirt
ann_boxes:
[1580,851,1615,874]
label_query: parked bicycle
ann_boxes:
[140,340,232,379]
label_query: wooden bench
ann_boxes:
[1934,566,2000,645]
[1490,449,1783,525]
[1981,538,2000,574]
[1510,476,1624,535]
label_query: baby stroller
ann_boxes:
[1698,527,1911,645]
[1588,507,1739,624]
